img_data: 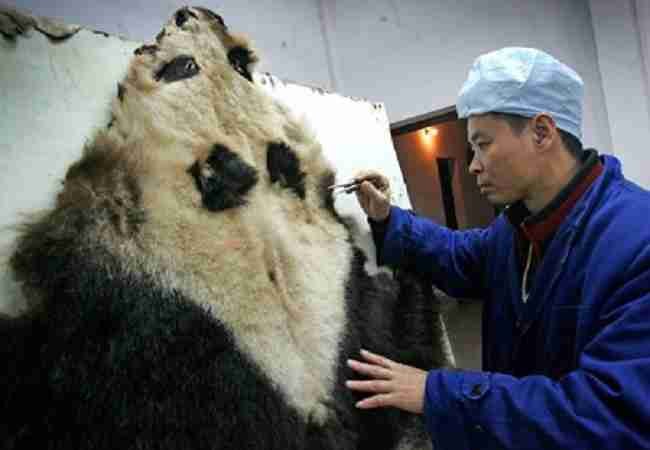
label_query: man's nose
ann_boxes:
[468,151,482,175]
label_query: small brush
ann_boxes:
[328,180,362,194]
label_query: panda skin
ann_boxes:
[1,7,449,450]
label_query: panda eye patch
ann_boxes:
[267,142,306,199]
[189,144,259,212]
[154,55,200,83]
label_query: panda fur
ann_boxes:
[1,6,449,449]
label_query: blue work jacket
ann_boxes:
[379,155,650,449]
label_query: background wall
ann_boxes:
[393,121,494,229]
[6,0,648,182]
[589,0,650,187]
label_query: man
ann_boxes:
[345,47,650,449]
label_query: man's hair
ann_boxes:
[492,112,583,159]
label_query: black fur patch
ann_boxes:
[228,46,254,82]
[133,44,159,56]
[175,7,198,27]
[117,83,125,102]
[319,170,337,215]
[154,55,200,83]
[195,7,226,28]
[344,248,440,450]
[189,144,259,211]
[266,142,306,199]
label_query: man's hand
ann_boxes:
[345,349,427,414]
[353,171,391,221]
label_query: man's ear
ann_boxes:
[531,113,556,148]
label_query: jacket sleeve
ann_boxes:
[371,206,492,298]
[423,257,650,450]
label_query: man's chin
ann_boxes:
[482,191,500,204]
[483,193,509,208]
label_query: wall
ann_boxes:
[323,0,613,154]
[6,0,616,154]
[589,0,650,188]
[637,0,650,99]
[393,129,446,224]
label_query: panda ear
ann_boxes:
[227,45,258,82]
[195,7,226,28]
[189,145,259,211]
[174,7,198,28]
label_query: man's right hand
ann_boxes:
[353,171,391,222]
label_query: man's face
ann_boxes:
[467,114,537,206]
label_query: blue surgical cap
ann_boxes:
[457,47,584,142]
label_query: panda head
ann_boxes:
[57,5,347,309]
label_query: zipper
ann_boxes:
[521,241,533,303]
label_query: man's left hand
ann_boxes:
[345,349,427,414]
